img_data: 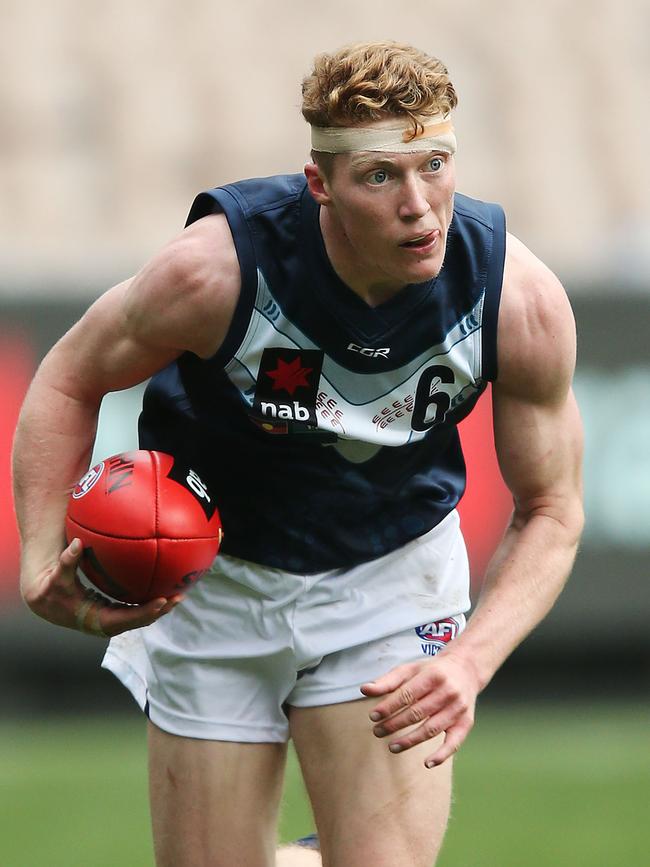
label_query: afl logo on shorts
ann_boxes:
[72,461,105,499]
[415,617,460,656]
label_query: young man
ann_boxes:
[13,42,583,867]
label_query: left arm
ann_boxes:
[361,233,584,766]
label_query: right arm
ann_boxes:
[12,213,240,636]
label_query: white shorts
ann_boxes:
[102,509,470,742]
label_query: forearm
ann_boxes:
[12,361,183,636]
[449,506,583,690]
[12,367,100,582]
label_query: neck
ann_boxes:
[319,207,407,307]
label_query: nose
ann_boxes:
[398,175,430,220]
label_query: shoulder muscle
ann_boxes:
[43,213,241,402]
[496,233,576,404]
[123,212,241,359]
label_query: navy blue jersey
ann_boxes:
[139,174,506,572]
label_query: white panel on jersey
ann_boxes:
[224,270,487,449]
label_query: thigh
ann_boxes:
[148,722,287,867]
[289,699,452,867]
[105,554,303,743]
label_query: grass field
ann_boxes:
[1,703,648,866]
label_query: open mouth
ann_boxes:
[399,231,437,249]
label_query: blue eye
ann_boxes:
[429,157,444,172]
[368,169,388,185]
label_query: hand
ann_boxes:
[21,538,183,638]
[360,652,480,767]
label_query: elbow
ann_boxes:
[565,501,585,551]
[39,350,105,409]
[513,494,585,550]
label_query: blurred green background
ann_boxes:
[2,704,648,867]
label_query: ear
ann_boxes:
[304,161,332,205]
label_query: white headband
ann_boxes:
[310,116,457,154]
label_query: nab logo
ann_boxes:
[347,343,390,358]
[259,401,311,421]
[253,348,324,427]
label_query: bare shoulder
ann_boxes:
[32,212,241,405]
[496,233,576,404]
[123,212,241,359]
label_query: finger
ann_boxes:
[366,670,436,722]
[360,662,421,697]
[152,595,185,617]
[163,593,186,608]
[75,595,110,637]
[372,692,445,737]
[74,578,186,637]
[424,718,474,768]
[385,701,467,752]
[99,594,183,637]
[374,675,468,735]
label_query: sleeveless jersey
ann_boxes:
[139,174,506,573]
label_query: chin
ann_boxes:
[407,259,444,283]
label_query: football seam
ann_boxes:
[152,450,160,538]
[152,450,161,596]
[67,517,218,542]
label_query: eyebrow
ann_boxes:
[349,151,444,170]
[349,155,401,170]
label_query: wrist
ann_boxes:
[444,640,498,694]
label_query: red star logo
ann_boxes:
[266,356,313,396]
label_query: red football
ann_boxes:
[65,450,222,603]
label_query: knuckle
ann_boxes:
[398,686,415,707]
[425,719,441,738]
[453,697,473,721]
[408,705,426,724]
[461,715,475,733]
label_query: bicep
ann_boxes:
[41,216,239,403]
[493,235,584,527]
[492,383,583,525]
[42,279,182,405]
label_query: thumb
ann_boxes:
[60,537,83,570]
[53,538,84,589]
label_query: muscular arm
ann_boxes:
[451,235,583,686]
[362,233,584,763]
[12,214,240,634]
